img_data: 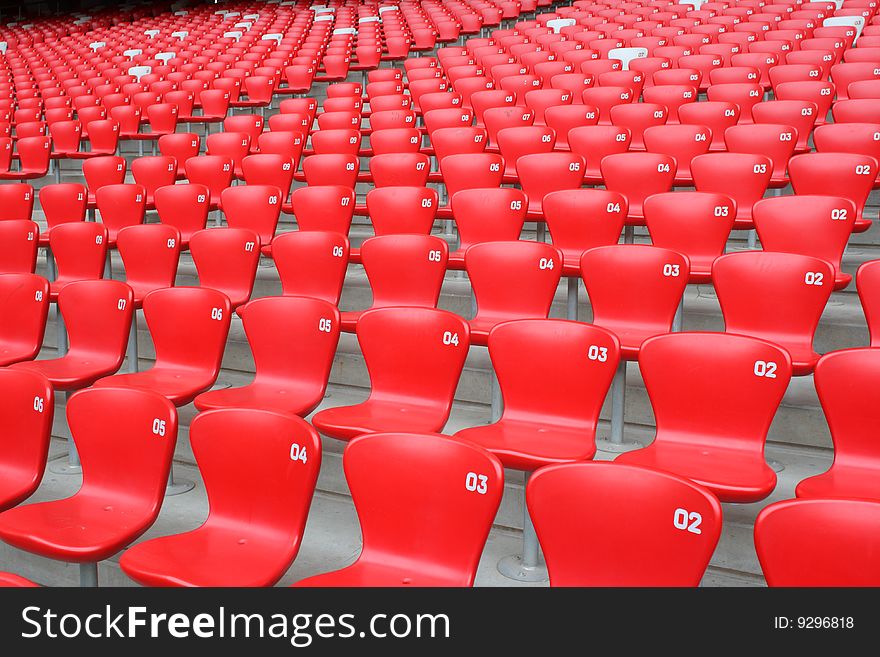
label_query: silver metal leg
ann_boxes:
[166,466,195,496]
[497,473,548,582]
[128,312,139,373]
[597,360,641,453]
[46,247,57,281]
[490,367,502,423]
[80,562,98,587]
[54,162,61,184]
[566,277,578,320]
[536,222,545,243]
[103,251,112,279]
[49,390,83,475]
[624,225,635,244]
[672,296,684,332]
[747,229,757,250]
[56,306,67,357]
[214,208,222,227]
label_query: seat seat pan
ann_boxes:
[0,463,42,513]
[120,525,295,587]
[0,572,37,587]
[795,466,880,500]
[455,420,597,470]
[615,440,776,503]
[0,495,158,562]
[312,400,449,441]
[294,561,469,587]
[93,368,215,406]
[194,381,322,417]
[11,356,122,390]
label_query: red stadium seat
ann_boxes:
[724,123,798,186]
[753,195,856,290]
[220,184,282,247]
[93,287,231,407]
[466,240,563,345]
[82,156,125,209]
[516,151,585,216]
[0,386,177,586]
[37,183,86,247]
[95,183,146,245]
[0,221,39,274]
[368,152,431,187]
[293,432,503,587]
[600,152,676,226]
[120,408,321,587]
[691,153,773,231]
[616,332,791,502]
[48,222,108,301]
[0,572,37,587]
[0,368,54,512]
[755,498,880,586]
[311,308,469,441]
[189,228,260,310]
[792,347,880,500]
[609,102,667,150]
[0,273,49,367]
[287,185,355,236]
[12,280,133,390]
[568,125,631,183]
[116,224,180,308]
[788,152,877,233]
[0,183,34,221]
[301,153,360,187]
[644,191,735,283]
[455,319,619,468]
[341,234,448,332]
[713,252,833,375]
[154,184,210,248]
[528,462,722,586]
[130,155,177,208]
[643,123,712,184]
[858,260,880,347]
[272,231,349,305]
[184,156,233,211]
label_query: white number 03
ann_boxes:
[465,472,488,494]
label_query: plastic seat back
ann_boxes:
[369,152,431,187]
[341,432,503,585]
[0,221,39,274]
[724,123,798,182]
[220,185,282,245]
[116,224,181,304]
[580,245,689,357]
[142,286,231,377]
[753,195,857,288]
[756,498,880,586]
[691,153,772,226]
[301,153,359,187]
[38,183,87,242]
[130,155,177,199]
[360,235,448,312]
[241,154,295,200]
[57,279,135,375]
[0,273,50,367]
[154,184,210,246]
[644,191,735,278]
[49,222,108,293]
[272,231,349,304]
[789,152,878,222]
[440,153,505,197]
[289,185,355,234]
[366,187,438,236]
[357,307,470,414]
[858,261,880,347]
[451,188,528,254]
[184,408,322,568]
[466,241,563,329]
[639,331,791,450]
[713,252,833,373]
[492,319,619,434]
[0,368,54,511]
[529,461,722,586]
[184,155,233,204]
[0,184,34,221]
[600,152,676,218]
[814,122,880,162]
[516,152,585,214]
[95,183,146,243]
[643,123,711,179]
[190,228,260,309]
[67,385,178,521]
[544,189,627,268]
[238,297,341,415]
